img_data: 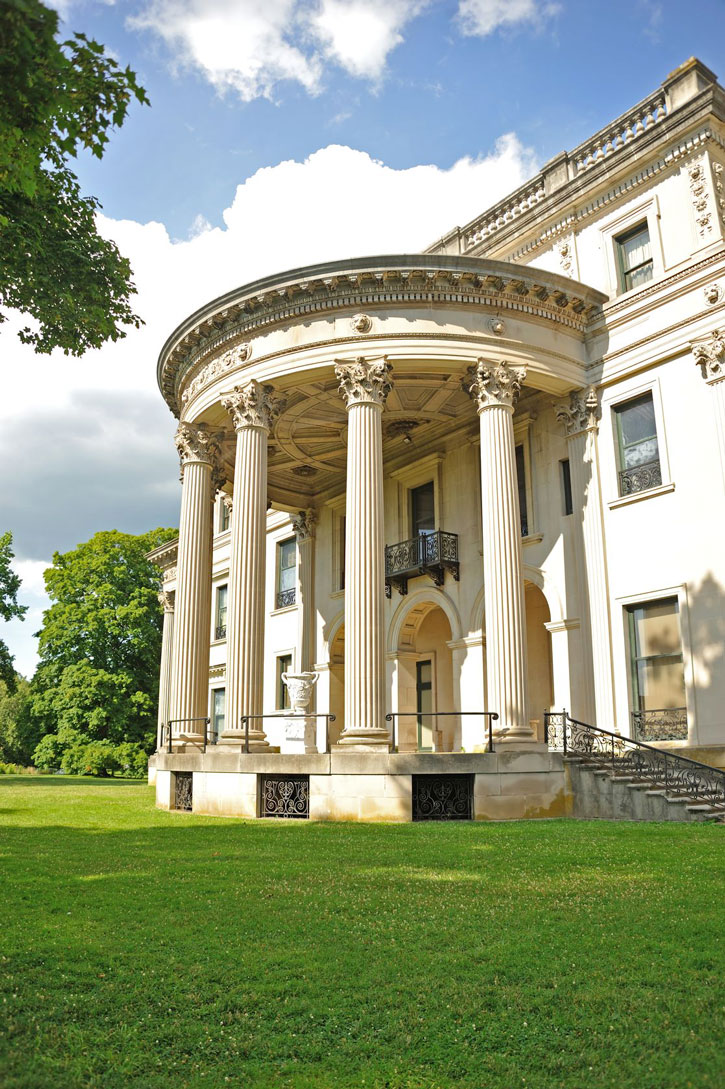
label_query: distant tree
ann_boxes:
[0,675,36,765]
[0,532,27,692]
[31,528,176,775]
[0,0,149,354]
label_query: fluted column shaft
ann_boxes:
[467,361,532,738]
[221,381,283,749]
[157,592,175,749]
[293,511,316,676]
[336,358,392,747]
[169,426,219,736]
[556,389,615,728]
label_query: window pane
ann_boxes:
[278,539,296,592]
[633,599,681,657]
[618,396,656,446]
[620,226,651,271]
[637,657,685,710]
[212,689,225,733]
[277,654,292,709]
[411,482,435,535]
[515,444,528,536]
[561,458,573,516]
[626,262,653,291]
[217,585,227,627]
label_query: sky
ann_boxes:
[2,0,724,675]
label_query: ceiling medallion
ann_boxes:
[385,419,421,440]
[351,313,373,334]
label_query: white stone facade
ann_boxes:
[150,59,725,817]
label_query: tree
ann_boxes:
[0,0,149,354]
[31,527,176,775]
[0,532,27,692]
[0,675,35,765]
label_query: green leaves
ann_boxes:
[0,0,149,354]
[0,532,27,692]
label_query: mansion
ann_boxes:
[150,58,725,821]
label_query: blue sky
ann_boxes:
[2,0,724,675]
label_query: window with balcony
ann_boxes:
[615,221,653,293]
[626,597,686,741]
[215,584,227,640]
[276,653,292,710]
[276,538,296,609]
[614,392,662,496]
[411,480,435,537]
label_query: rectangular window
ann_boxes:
[219,499,231,533]
[215,584,227,640]
[212,688,226,739]
[276,538,296,609]
[416,659,433,752]
[614,392,662,496]
[561,458,573,516]
[626,598,686,742]
[515,443,528,537]
[411,481,435,536]
[615,221,653,293]
[277,653,292,710]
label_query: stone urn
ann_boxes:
[281,671,319,753]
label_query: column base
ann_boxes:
[218,730,272,752]
[336,728,391,752]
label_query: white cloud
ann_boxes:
[0,136,536,674]
[128,0,323,101]
[456,0,560,37]
[306,0,428,82]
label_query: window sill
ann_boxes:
[271,604,297,617]
[330,588,345,599]
[608,481,675,510]
[522,533,544,547]
[210,637,226,646]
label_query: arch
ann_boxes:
[387,587,462,655]
[469,565,564,634]
[321,609,345,663]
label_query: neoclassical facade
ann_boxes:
[151,58,725,820]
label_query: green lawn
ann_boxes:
[1,777,724,1089]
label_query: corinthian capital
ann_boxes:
[464,360,526,412]
[292,508,316,541]
[554,386,601,436]
[692,329,725,384]
[221,380,285,431]
[158,590,175,613]
[335,357,392,408]
[175,423,222,467]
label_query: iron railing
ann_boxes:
[166,717,212,754]
[385,530,459,596]
[275,588,296,609]
[618,458,661,496]
[240,712,337,753]
[631,707,687,742]
[544,710,725,812]
[215,624,226,640]
[384,711,498,754]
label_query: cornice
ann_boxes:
[157,256,606,417]
[147,539,178,570]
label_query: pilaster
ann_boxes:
[692,330,725,487]
[157,590,175,750]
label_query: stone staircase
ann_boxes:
[565,756,724,823]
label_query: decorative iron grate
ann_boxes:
[632,707,687,742]
[215,624,227,640]
[412,774,473,821]
[261,775,309,818]
[276,589,296,609]
[385,530,459,597]
[174,772,193,812]
[618,459,662,496]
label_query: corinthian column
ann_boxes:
[157,590,175,749]
[335,357,392,749]
[466,360,532,739]
[220,381,284,749]
[693,330,725,488]
[555,388,615,728]
[169,424,221,739]
[292,509,317,676]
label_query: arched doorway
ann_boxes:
[394,603,454,752]
[525,582,554,739]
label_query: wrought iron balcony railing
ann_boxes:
[215,624,226,640]
[385,530,459,597]
[618,458,662,496]
[276,588,296,609]
[631,707,687,742]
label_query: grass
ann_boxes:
[1,777,724,1089]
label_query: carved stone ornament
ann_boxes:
[350,313,372,334]
[489,317,506,336]
[181,342,252,407]
[464,360,526,412]
[292,508,317,540]
[158,590,175,613]
[282,672,319,714]
[704,282,723,305]
[163,566,176,583]
[210,462,227,496]
[221,380,285,431]
[557,235,575,278]
[174,423,222,467]
[554,386,602,435]
[335,357,392,408]
[692,329,725,383]
[687,158,713,238]
[221,492,233,516]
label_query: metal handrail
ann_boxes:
[166,717,211,754]
[240,712,337,753]
[544,709,725,812]
[384,711,499,754]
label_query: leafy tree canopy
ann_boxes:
[0,675,35,765]
[0,532,27,692]
[0,0,149,354]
